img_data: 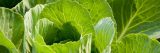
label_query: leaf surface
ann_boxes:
[0,7,24,52]
[0,31,18,53]
[94,17,115,53]
[108,0,160,40]
[112,33,160,53]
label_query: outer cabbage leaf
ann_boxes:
[94,17,115,53]
[112,33,160,53]
[74,0,116,53]
[0,7,24,52]
[0,31,18,53]
[108,0,160,41]
[24,4,45,39]
[24,4,45,53]
[74,0,115,25]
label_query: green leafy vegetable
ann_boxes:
[1,0,160,53]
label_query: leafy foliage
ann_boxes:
[0,0,160,53]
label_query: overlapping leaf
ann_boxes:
[0,31,18,53]
[24,4,48,53]
[74,0,115,25]
[73,0,116,53]
[0,7,24,53]
[94,17,115,53]
[108,0,160,41]
[112,34,160,53]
